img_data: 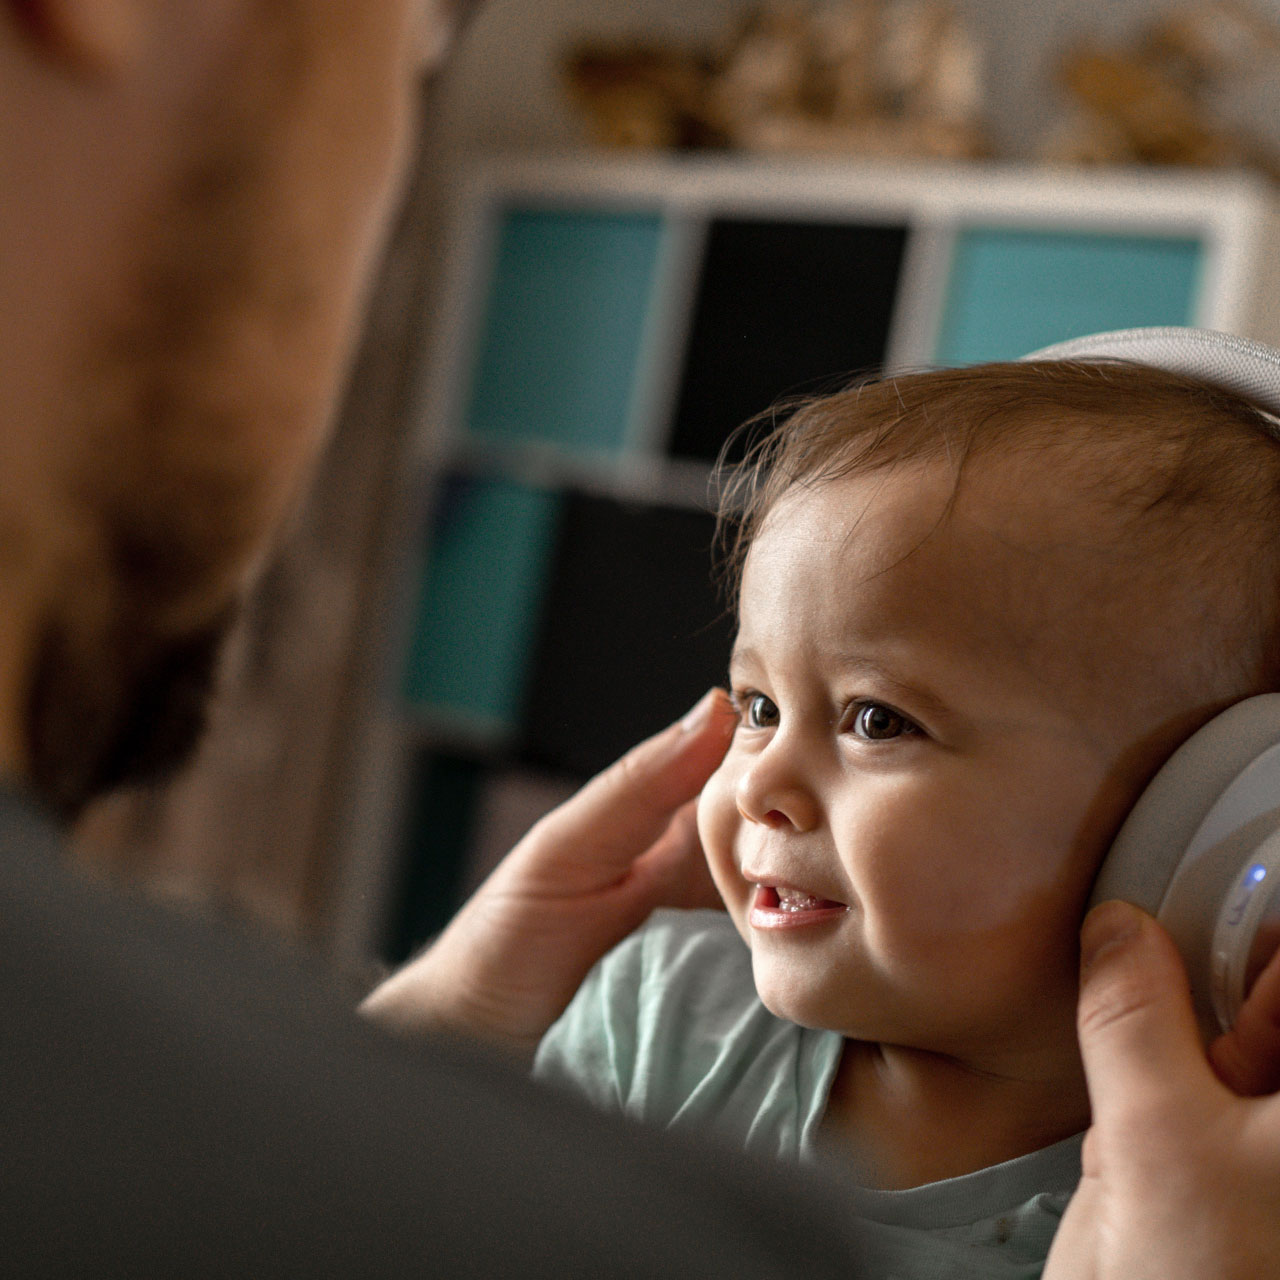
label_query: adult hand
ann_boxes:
[361,689,736,1057]
[1043,900,1280,1280]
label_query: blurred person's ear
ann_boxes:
[7,0,155,74]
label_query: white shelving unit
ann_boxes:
[331,155,1280,968]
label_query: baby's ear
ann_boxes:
[7,0,155,77]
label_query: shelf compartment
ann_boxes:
[402,474,562,737]
[934,226,1204,365]
[462,207,666,457]
[669,217,910,462]
[518,491,735,778]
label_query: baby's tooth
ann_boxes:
[776,887,821,911]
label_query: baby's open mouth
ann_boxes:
[760,885,844,912]
[750,882,847,922]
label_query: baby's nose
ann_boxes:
[734,746,820,832]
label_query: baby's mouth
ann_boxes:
[749,883,847,928]
[761,885,843,912]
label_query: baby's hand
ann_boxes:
[1208,944,1280,1096]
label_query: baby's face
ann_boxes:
[697,454,1225,1075]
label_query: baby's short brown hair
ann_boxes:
[715,359,1280,693]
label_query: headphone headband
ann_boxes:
[1021,327,1280,423]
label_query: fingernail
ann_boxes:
[1080,900,1142,974]
[680,688,719,732]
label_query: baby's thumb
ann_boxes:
[1075,901,1212,1127]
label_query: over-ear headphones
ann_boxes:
[1023,328,1280,1040]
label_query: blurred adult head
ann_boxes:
[0,0,455,815]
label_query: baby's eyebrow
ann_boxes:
[727,645,954,723]
[831,653,954,722]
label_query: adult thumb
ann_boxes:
[1075,900,1214,1125]
[520,687,736,877]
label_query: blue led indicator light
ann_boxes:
[1250,864,1268,884]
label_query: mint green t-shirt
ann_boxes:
[534,909,1082,1280]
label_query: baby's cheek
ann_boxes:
[696,764,742,902]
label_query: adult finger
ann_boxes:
[1210,940,1280,1096]
[520,688,736,878]
[634,799,725,911]
[1075,901,1218,1129]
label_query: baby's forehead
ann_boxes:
[750,446,1217,681]
[939,437,1155,550]
[771,439,1158,563]
[751,452,1145,626]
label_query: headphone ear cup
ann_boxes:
[1015,327,1280,1034]
[1092,696,1280,911]
[1092,694,1280,1037]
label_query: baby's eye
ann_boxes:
[850,702,913,741]
[735,692,779,729]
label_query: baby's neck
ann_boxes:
[821,1038,1089,1190]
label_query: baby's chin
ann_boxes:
[747,949,841,1030]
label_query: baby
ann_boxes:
[534,344,1280,1276]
